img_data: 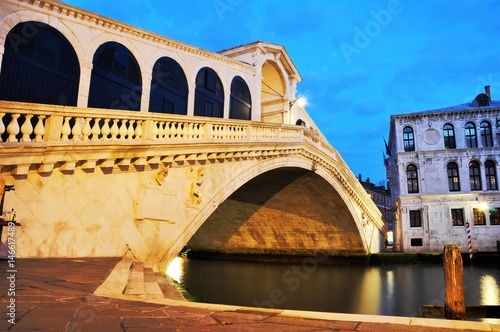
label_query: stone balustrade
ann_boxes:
[0,102,314,145]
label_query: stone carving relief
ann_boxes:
[155,165,170,185]
[423,128,440,145]
[186,166,204,208]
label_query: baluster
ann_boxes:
[110,119,119,140]
[164,122,171,140]
[71,117,83,141]
[33,115,45,142]
[128,120,136,140]
[193,123,199,140]
[119,119,128,140]
[187,123,193,140]
[0,113,4,139]
[152,121,159,140]
[82,118,92,141]
[20,114,33,142]
[6,114,21,142]
[170,122,177,140]
[91,118,101,141]
[158,121,165,140]
[135,120,143,140]
[101,118,111,140]
[182,123,188,140]
[61,116,72,141]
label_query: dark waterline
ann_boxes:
[167,257,500,322]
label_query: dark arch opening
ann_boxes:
[296,119,306,126]
[88,42,142,111]
[229,76,251,120]
[194,67,224,118]
[149,57,188,114]
[0,21,80,106]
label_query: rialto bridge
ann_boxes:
[0,0,384,271]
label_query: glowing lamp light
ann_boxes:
[296,96,307,107]
[479,203,488,211]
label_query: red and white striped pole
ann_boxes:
[465,220,473,261]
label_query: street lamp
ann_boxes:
[289,96,306,108]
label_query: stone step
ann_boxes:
[124,262,145,296]
[143,267,165,299]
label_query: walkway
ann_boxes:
[0,256,498,331]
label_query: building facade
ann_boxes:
[387,87,500,253]
[359,175,392,228]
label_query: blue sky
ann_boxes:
[65,0,500,185]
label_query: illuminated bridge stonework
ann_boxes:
[0,0,383,271]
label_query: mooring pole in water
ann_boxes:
[443,245,466,320]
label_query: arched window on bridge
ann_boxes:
[296,119,306,127]
[149,57,188,115]
[406,164,419,193]
[229,76,251,120]
[0,21,80,106]
[88,42,142,111]
[194,67,224,118]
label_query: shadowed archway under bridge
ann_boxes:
[188,168,365,257]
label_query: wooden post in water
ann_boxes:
[443,245,466,320]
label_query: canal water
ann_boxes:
[167,256,500,321]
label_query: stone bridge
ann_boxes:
[0,101,383,271]
[0,0,383,272]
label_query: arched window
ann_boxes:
[407,164,419,193]
[194,67,224,118]
[88,42,142,111]
[480,121,493,147]
[485,160,497,190]
[469,161,482,191]
[465,122,478,148]
[149,57,188,115]
[229,76,251,120]
[403,126,415,152]
[296,119,306,126]
[447,162,460,191]
[0,21,80,106]
[443,123,456,149]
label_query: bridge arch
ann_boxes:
[160,155,373,269]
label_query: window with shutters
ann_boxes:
[88,42,142,111]
[229,76,251,120]
[149,57,188,115]
[0,21,80,106]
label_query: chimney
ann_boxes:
[366,177,370,184]
[358,173,362,181]
[485,86,491,101]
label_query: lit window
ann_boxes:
[451,208,464,226]
[473,208,486,225]
[485,160,497,190]
[409,210,421,227]
[465,122,478,148]
[443,123,456,149]
[403,126,415,151]
[480,121,493,147]
[469,161,482,191]
[490,208,500,225]
[447,162,460,191]
[407,164,419,193]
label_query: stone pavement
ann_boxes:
[0,256,499,331]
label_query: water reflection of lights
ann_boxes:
[166,257,185,283]
[480,275,500,305]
